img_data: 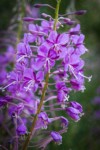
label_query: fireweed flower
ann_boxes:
[35,112,51,129]
[17,42,32,62]
[34,45,58,71]
[23,68,44,91]
[66,107,82,121]
[56,81,70,103]
[46,31,69,58]
[0,1,91,149]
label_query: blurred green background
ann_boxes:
[0,0,100,150]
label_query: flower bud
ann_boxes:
[61,117,69,127]
[70,101,83,113]
[51,131,62,145]
[17,124,27,135]
[41,13,51,18]
[64,18,76,25]
[34,4,42,8]
[23,17,35,22]
[66,107,80,121]
[75,10,87,15]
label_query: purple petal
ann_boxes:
[38,45,48,57]
[41,20,49,28]
[70,101,83,113]
[29,24,36,31]
[78,34,85,43]
[36,71,44,81]
[57,33,69,45]
[48,49,58,59]
[71,35,79,44]
[24,33,36,43]
[17,42,32,56]
[33,57,45,70]
[57,90,65,102]
[17,124,27,135]
[48,31,57,43]
[23,68,34,80]
[51,131,62,144]
[66,107,80,114]
[76,45,87,55]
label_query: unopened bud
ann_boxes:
[64,18,76,25]
[75,10,87,15]
[34,4,42,8]
[42,13,49,18]
[34,4,55,10]
[23,17,35,22]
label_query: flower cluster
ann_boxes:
[0,2,91,149]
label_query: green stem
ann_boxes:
[53,0,61,31]
[22,73,49,150]
[17,0,25,44]
[22,0,61,149]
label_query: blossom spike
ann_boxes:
[0,1,91,149]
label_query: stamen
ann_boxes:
[61,104,66,109]
[24,80,35,91]
[63,77,70,83]
[44,59,50,72]
[0,81,16,91]
[63,95,69,102]
[30,45,38,48]
[51,69,64,76]
[81,86,86,92]
[79,72,92,82]
[69,65,78,80]
[80,112,84,117]
[44,96,57,103]
[17,55,27,62]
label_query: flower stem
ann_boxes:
[16,0,25,44]
[53,0,61,31]
[22,73,49,150]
